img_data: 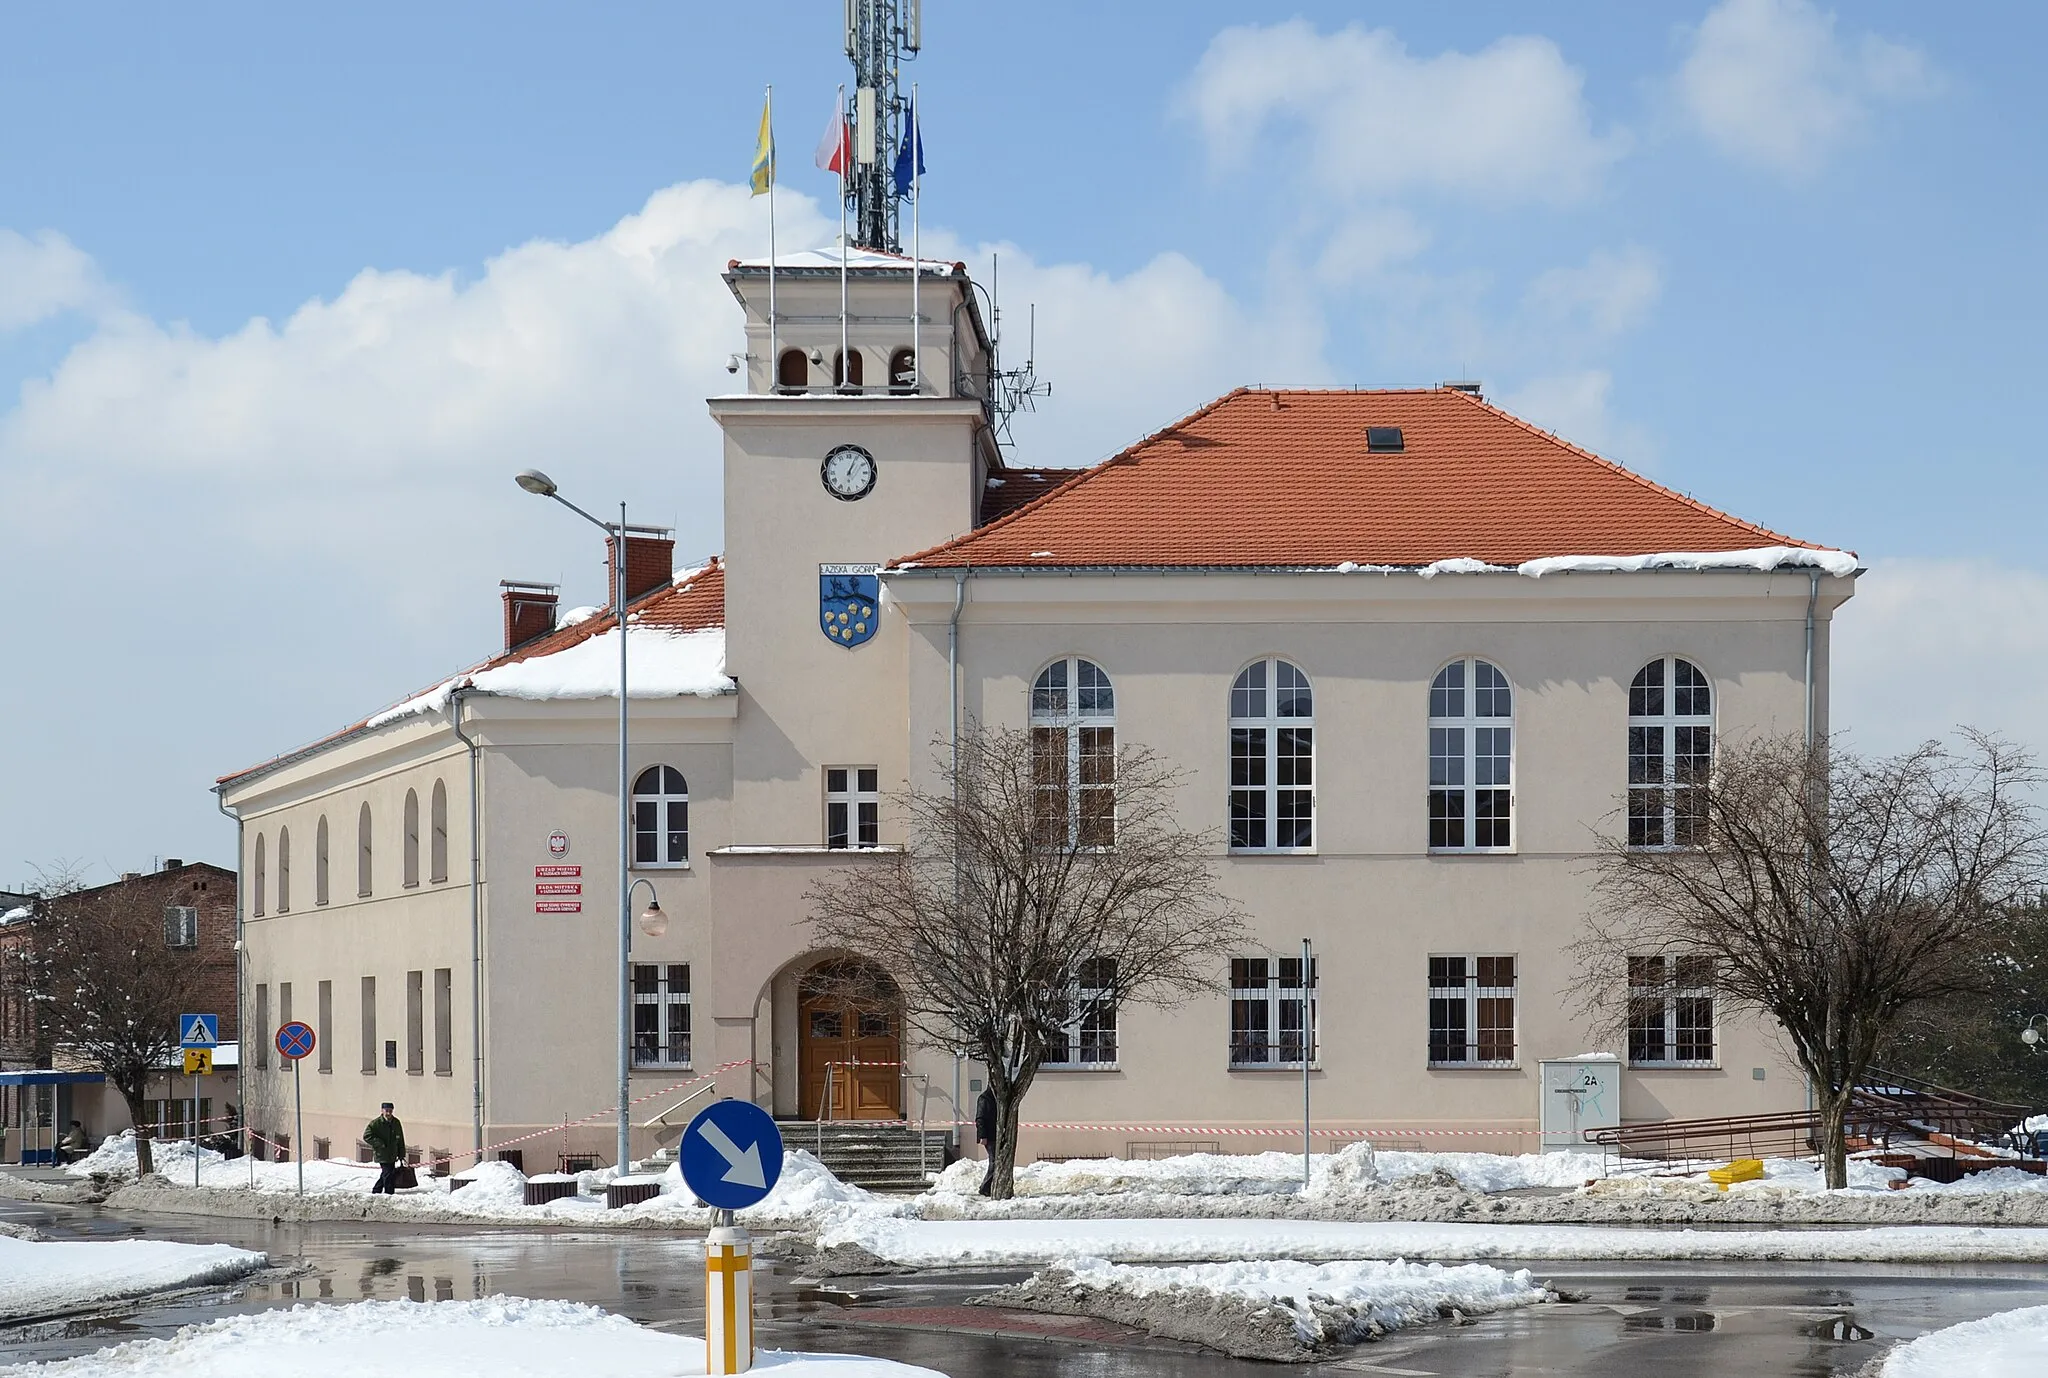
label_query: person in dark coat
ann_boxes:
[974,1087,998,1196]
[364,1102,407,1194]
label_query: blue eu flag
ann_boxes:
[892,109,925,197]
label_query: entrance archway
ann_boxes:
[798,958,902,1120]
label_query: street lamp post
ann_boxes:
[515,468,637,1171]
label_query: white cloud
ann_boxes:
[1523,246,1663,340]
[1677,0,1934,176]
[1313,209,1433,289]
[1832,559,2048,763]
[0,181,1320,879]
[0,228,115,331]
[1496,370,1657,469]
[1180,19,1626,207]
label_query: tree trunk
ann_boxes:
[1817,1088,1851,1190]
[986,1091,1022,1200]
[116,1081,156,1178]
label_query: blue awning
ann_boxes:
[0,1070,107,1087]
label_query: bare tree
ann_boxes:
[1574,731,2046,1187]
[24,868,211,1178]
[807,726,1246,1199]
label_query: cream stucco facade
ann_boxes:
[220,254,1855,1170]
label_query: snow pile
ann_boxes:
[1518,546,1857,577]
[1054,1256,1550,1345]
[65,1132,230,1181]
[926,1142,1620,1201]
[1880,1303,2048,1376]
[822,1215,2048,1267]
[0,1236,268,1324]
[0,1296,947,1377]
[368,626,731,727]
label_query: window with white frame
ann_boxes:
[1629,657,1713,848]
[1030,658,1115,848]
[825,767,879,848]
[631,963,691,1067]
[1042,958,1117,1067]
[1229,956,1317,1067]
[1629,955,1716,1066]
[1428,955,1517,1066]
[1229,660,1315,851]
[1428,659,1514,850]
[163,905,197,949]
[632,766,689,866]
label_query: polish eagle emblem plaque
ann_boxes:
[818,564,881,648]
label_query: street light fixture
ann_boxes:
[516,468,636,1171]
[2023,1015,2046,1052]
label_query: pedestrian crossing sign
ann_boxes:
[179,1013,219,1049]
[183,1049,213,1076]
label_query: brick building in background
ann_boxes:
[2,861,239,1157]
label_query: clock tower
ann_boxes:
[709,251,999,845]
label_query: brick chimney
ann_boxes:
[608,529,675,602]
[501,581,560,651]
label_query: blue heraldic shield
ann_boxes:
[819,567,880,648]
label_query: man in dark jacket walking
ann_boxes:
[365,1102,407,1194]
[974,1087,998,1196]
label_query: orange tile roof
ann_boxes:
[978,467,1087,526]
[217,561,725,786]
[895,388,1833,569]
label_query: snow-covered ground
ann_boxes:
[1880,1303,2048,1376]
[71,1133,886,1230]
[0,1296,945,1377]
[0,1237,269,1324]
[823,1215,2048,1266]
[1051,1257,1550,1344]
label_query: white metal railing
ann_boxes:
[642,1079,717,1132]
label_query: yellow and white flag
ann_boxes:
[750,93,775,195]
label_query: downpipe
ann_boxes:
[450,688,486,1165]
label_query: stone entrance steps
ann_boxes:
[640,1120,954,1194]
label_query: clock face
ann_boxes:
[821,445,877,501]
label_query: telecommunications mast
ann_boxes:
[843,0,920,252]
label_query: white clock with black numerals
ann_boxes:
[821,444,878,502]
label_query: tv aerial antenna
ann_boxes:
[985,253,1051,449]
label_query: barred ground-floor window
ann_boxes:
[1229,956,1318,1067]
[1629,955,1716,1066]
[1043,958,1118,1068]
[1428,955,1517,1066]
[632,963,692,1067]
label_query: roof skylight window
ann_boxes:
[1367,426,1405,452]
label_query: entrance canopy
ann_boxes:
[0,1070,107,1087]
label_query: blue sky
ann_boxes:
[3,1,2044,882]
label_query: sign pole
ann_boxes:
[193,1068,201,1188]
[682,1100,782,1376]
[294,1056,304,1198]
[706,1209,754,1375]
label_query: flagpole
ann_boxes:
[838,83,849,391]
[911,83,920,396]
[766,85,777,389]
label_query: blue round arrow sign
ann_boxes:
[680,1099,783,1211]
[275,1020,316,1061]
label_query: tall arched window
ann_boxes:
[1031,658,1116,848]
[429,780,449,883]
[1629,657,1713,848]
[253,833,267,917]
[888,346,916,394]
[402,789,421,888]
[833,348,864,390]
[633,767,690,866]
[277,826,292,913]
[777,348,808,391]
[1428,658,1514,851]
[315,815,330,907]
[357,803,374,898]
[1229,659,1315,851]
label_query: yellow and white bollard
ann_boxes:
[704,1224,754,1374]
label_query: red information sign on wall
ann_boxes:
[535,900,583,914]
[535,882,582,896]
[535,864,581,878]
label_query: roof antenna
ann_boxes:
[986,251,1050,449]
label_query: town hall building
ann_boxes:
[216,247,1858,1172]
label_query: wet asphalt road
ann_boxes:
[7,1194,2048,1375]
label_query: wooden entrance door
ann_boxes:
[798,959,902,1120]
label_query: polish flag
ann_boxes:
[814,107,850,176]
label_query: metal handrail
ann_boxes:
[641,1080,717,1130]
